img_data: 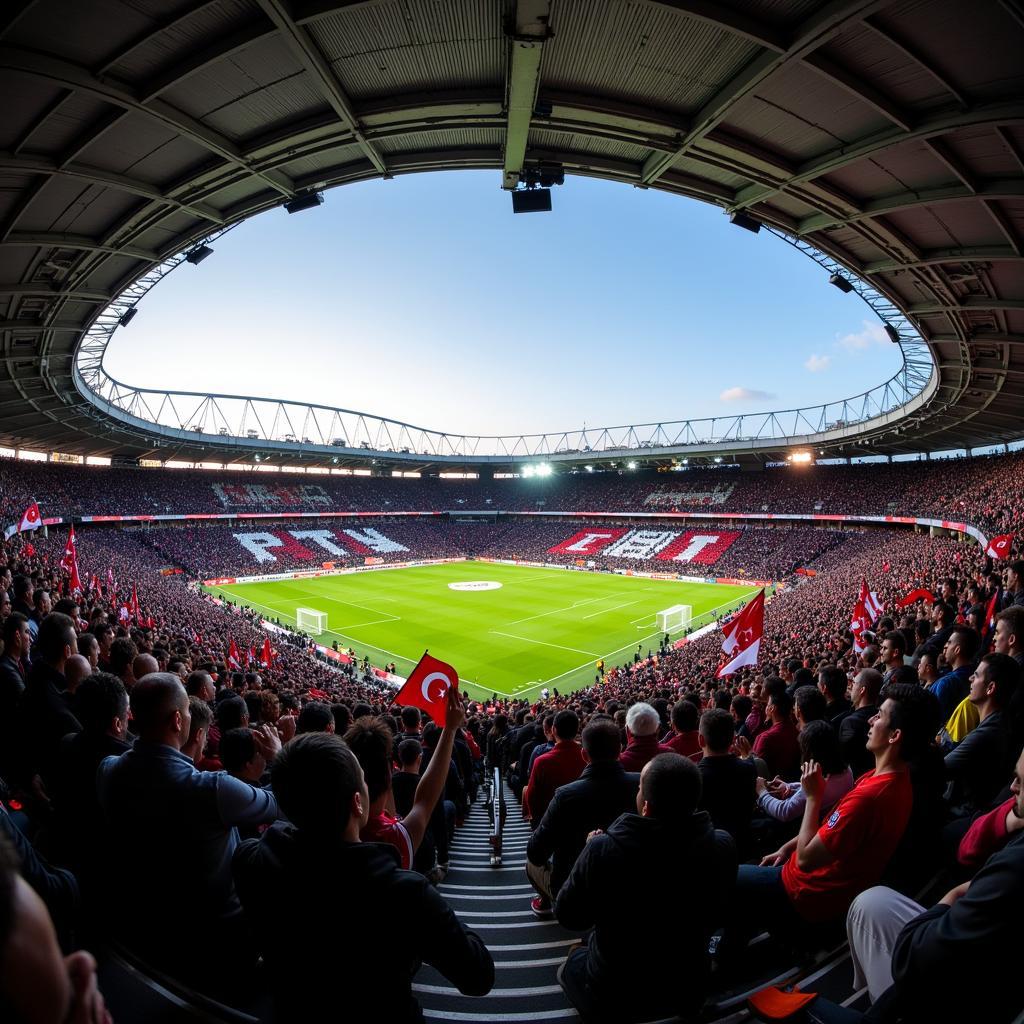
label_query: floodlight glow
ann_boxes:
[585,465,593,472]
[536,463,553,477]
[627,461,637,469]
[714,456,722,463]
[681,458,688,464]
[790,451,813,464]
[522,465,536,477]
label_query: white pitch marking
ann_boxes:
[489,632,599,658]
[581,598,644,620]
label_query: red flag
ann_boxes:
[860,580,883,621]
[259,637,275,669]
[107,567,116,594]
[17,502,41,534]
[130,584,141,625]
[984,590,999,646]
[227,639,242,670]
[393,652,459,726]
[59,526,82,593]
[716,590,765,678]
[986,533,1015,559]
[24,542,35,557]
[897,587,936,609]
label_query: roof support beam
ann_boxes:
[929,332,1024,345]
[802,52,914,131]
[2,232,159,261]
[641,0,886,185]
[0,285,112,302]
[732,98,1024,211]
[984,200,1024,256]
[796,180,1024,233]
[910,297,1024,314]
[863,246,1024,273]
[502,0,553,190]
[253,0,388,176]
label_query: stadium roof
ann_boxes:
[1,0,1022,470]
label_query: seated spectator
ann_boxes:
[818,665,853,725]
[526,718,639,918]
[524,710,585,827]
[233,732,494,1023]
[554,753,737,1023]
[956,746,1024,872]
[0,613,30,777]
[46,672,131,878]
[921,601,957,662]
[96,673,280,989]
[879,631,907,682]
[795,684,828,728]
[295,700,334,734]
[838,668,882,779]
[930,626,978,722]
[994,606,1024,667]
[751,689,800,780]
[618,702,674,771]
[344,687,464,869]
[516,714,551,797]
[843,745,1024,1022]
[392,737,444,878]
[185,670,215,702]
[944,652,1020,818]
[697,708,756,853]
[723,684,932,959]
[663,698,702,760]
[755,720,854,824]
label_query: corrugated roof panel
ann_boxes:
[276,145,368,181]
[879,0,1024,99]
[820,23,951,110]
[670,154,749,191]
[544,0,759,117]
[74,113,182,180]
[373,128,504,156]
[0,73,68,150]
[525,128,648,165]
[200,76,329,139]
[884,201,1001,249]
[104,0,263,85]
[11,94,112,159]
[312,0,504,101]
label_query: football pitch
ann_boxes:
[204,562,759,701]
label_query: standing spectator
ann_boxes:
[1000,560,1024,610]
[931,627,979,722]
[697,708,756,854]
[524,710,585,825]
[839,668,882,779]
[663,699,702,760]
[618,702,674,771]
[751,690,800,780]
[818,665,853,726]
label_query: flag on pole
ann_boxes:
[986,533,1015,560]
[393,652,459,726]
[59,526,82,593]
[716,590,765,679]
[851,580,883,654]
[259,637,275,669]
[130,584,141,625]
[227,639,242,670]
[4,501,42,540]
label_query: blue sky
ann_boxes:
[106,171,902,437]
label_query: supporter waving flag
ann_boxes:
[897,587,935,609]
[393,652,460,725]
[259,637,276,669]
[130,583,141,624]
[227,639,242,670]
[985,533,1015,559]
[716,589,765,678]
[4,500,42,540]
[59,525,82,593]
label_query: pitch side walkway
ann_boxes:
[414,784,870,1024]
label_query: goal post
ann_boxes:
[296,607,327,634]
[656,604,692,633]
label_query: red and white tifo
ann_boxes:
[232,526,409,564]
[548,527,740,565]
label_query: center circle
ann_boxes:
[447,581,503,591]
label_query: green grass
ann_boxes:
[204,562,759,701]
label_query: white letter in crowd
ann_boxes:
[341,527,409,553]
[290,530,348,556]
[666,534,719,562]
[603,530,678,560]
[234,532,284,563]
[563,531,617,554]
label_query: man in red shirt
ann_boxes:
[751,689,800,780]
[524,710,585,826]
[721,683,933,958]
[619,702,674,771]
[345,686,465,870]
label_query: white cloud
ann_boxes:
[805,353,831,372]
[719,387,775,402]
[836,320,888,351]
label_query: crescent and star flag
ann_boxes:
[59,526,82,593]
[393,652,459,726]
[4,501,42,540]
[716,589,765,679]
[986,533,1015,559]
[227,639,242,670]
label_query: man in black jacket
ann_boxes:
[526,718,639,916]
[839,668,881,779]
[697,708,756,855]
[553,752,737,1023]
[233,731,493,1023]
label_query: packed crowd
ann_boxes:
[3,449,1023,535]
[1,456,1023,1023]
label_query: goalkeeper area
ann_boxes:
[203,562,760,701]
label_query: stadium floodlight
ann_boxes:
[536,463,553,477]
[790,451,813,464]
[714,456,722,463]
[118,307,138,327]
[284,191,324,214]
[585,465,593,472]
[729,211,761,233]
[884,323,900,344]
[522,465,535,477]
[185,244,213,265]
[828,272,854,293]
[627,461,637,470]
[681,458,688,464]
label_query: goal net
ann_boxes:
[296,607,327,634]
[656,604,692,633]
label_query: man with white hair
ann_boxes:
[619,702,674,772]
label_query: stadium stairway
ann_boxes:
[413,782,872,1024]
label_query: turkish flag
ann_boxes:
[393,652,459,726]
[986,533,1015,559]
[18,502,41,533]
[59,526,82,593]
[259,637,275,669]
[716,590,765,678]
[227,639,242,670]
